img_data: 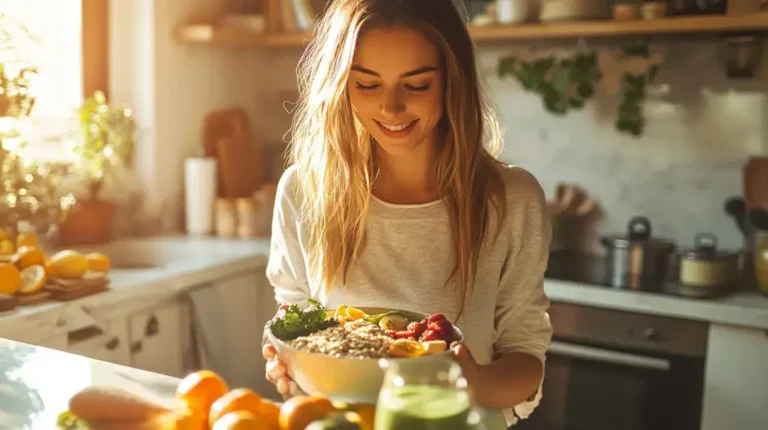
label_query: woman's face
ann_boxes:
[348,25,444,157]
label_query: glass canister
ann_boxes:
[375,355,487,430]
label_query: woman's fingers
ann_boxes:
[266,359,287,383]
[262,343,276,360]
[276,377,290,395]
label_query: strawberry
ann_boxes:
[428,313,446,323]
[395,331,415,339]
[385,330,398,338]
[428,319,452,336]
[408,322,427,336]
[421,329,442,342]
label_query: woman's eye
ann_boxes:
[356,82,379,90]
[406,82,432,92]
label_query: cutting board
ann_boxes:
[743,156,768,209]
[216,117,263,198]
[202,108,263,198]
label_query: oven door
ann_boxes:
[515,339,704,430]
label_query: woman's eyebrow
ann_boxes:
[350,65,439,78]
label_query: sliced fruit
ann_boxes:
[86,252,111,273]
[378,314,409,331]
[0,263,20,295]
[325,310,336,320]
[16,232,38,250]
[208,388,262,428]
[176,370,229,422]
[337,404,375,430]
[407,322,427,337]
[388,339,425,358]
[16,246,45,269]
[18,264,46,294]
[279,395,337,430]
[48,250,88,279]
[421,340,448,355]
[0,239,14,255]
[212,411,268,430]
[345,306,367,320]
[334,304,348,319]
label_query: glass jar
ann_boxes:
[375,355,483,430]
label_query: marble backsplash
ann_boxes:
[254,39,768,254]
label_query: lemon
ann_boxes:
[48,250,88,279]
[18,264,46,294]
[0,263,20,294]
[334,304,349,319]
[346,306,367,320]
[0,230,7,241]
[85,252,111,273]
[0,240,14,256]
[16,246,45,269]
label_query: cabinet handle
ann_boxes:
[106,337,120,351]
[67,325,105,344]
[131,341,142,354]
[145,315,159,337]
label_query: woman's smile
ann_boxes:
[375,119,419,138]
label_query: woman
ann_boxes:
[263,0,552,425]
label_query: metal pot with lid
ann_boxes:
[678,233,738,289]
[601,216,676,291]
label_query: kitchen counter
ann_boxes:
[0,235,766,332]
[0,337,180,430]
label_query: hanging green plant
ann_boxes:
[497,50,602,116]
[615,38,660,137]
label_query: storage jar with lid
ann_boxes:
[678,232,738,289]
[600,216,676,291]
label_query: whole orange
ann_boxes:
[209,388,262,428]
[279,395,337,430]
[175,370,229,422]
[256,400,280,430]
[173,401,208,430]
[212,411,270,430]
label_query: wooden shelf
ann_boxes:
[174,13,768,49]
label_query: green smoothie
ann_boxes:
[375,385,471,430]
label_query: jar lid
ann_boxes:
[680,233,735,260]
[601,216,675,249]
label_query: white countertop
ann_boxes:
[1,235,766,333]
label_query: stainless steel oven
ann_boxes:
[515,302,708,430]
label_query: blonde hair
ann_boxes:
[288,0,507,318]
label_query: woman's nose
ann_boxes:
[380,88,406,118]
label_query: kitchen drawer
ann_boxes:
[549,302,709,357]
[128,300,187,377]
[66,317,130,365]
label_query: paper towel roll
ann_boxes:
[184,157,217,235]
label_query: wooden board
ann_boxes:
[202,108,250,158]
[17,291,51,306]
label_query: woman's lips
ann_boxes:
[375,119,418,139]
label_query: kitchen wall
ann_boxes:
[253,40,768,253]
[112,1,768,252]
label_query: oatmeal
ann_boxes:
[287,319,394,359]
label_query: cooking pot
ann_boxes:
[601,216,676,291]
[678,233,738,290]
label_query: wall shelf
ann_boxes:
[173,13,768,49]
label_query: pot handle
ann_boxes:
[627,216,652,240]
[694,232,718,251]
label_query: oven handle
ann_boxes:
[549,340,672,371]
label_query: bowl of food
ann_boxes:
[265,300,464,404]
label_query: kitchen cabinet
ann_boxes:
[187,269,279,400]
[128,299,189,378]
[701,323,768,430]
[65,317,130,366]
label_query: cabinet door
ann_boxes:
[188,269,279,399]
[66,317,130,366]
[128,300,188,378]
[701,324,768,430]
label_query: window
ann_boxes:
[1,0,83,161]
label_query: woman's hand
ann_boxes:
[262,343,305,398]
[450,342,481,390]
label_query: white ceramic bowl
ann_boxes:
[266,306,464,404]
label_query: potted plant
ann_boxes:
[58,91,136,245]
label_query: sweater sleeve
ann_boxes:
[493,168,554,423]
[266,166,312,306]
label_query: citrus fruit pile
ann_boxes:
[174,370,374,430]
[0,229,111,304]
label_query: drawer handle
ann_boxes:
[131,341,142,354]
[67,325,105,344]
[643,328,659,340]
[106,337,120,351]
[145,315,159,337]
